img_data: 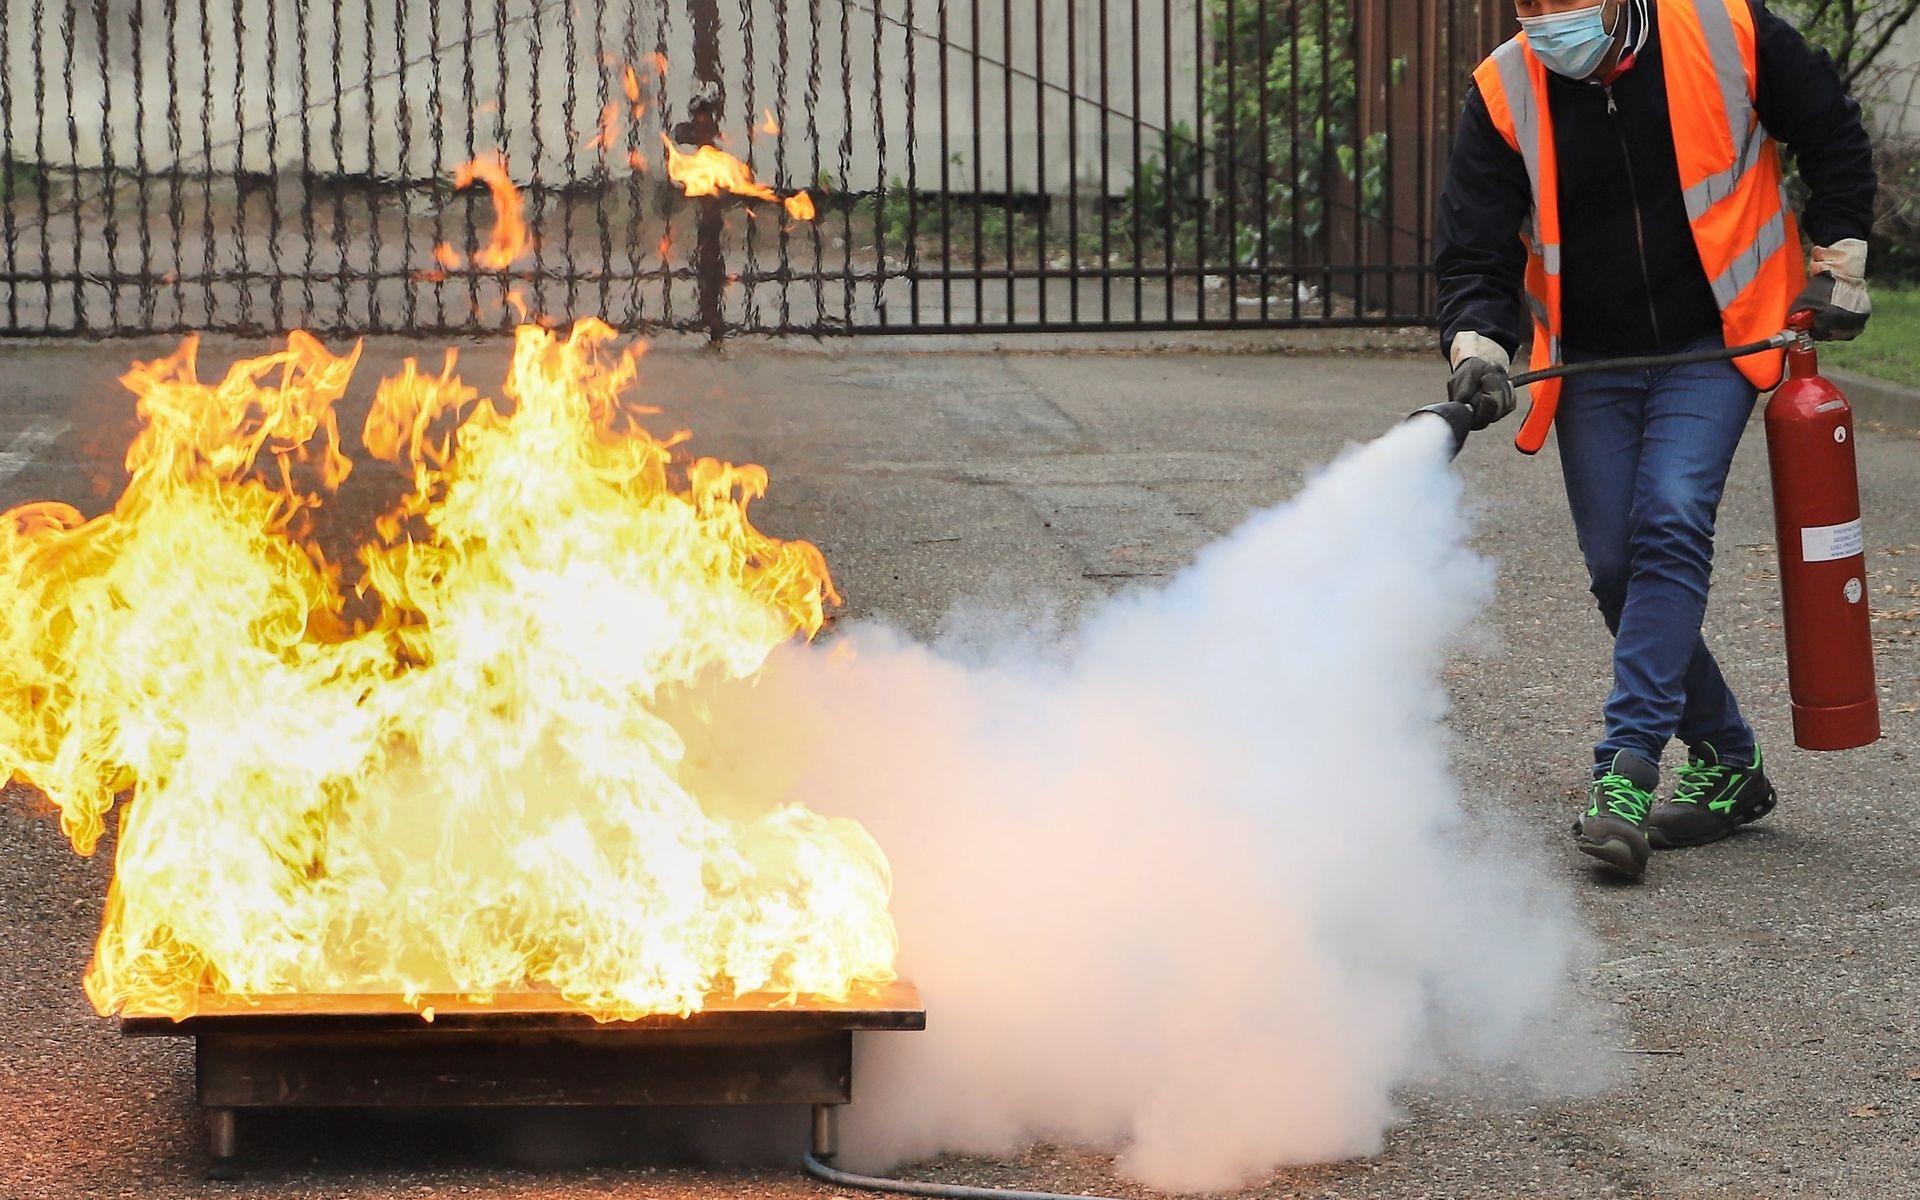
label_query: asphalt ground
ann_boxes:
[2,337,1917,1200]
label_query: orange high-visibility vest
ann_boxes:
[1473,0,1805,454]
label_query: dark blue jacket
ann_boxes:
[1435,1,1876,360]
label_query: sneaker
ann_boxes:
[1645,742,1777,850]
[1572,750,1657,879]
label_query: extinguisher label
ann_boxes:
[1801,518,1865,563]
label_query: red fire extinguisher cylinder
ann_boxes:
[1764,318,1880,751]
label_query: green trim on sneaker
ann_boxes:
[1646,741,1778,850]
[1573,750,1657,880]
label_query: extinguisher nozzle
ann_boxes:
[1407,400,1475,460]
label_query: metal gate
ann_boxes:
[0,0,1506,339]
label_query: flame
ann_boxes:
[1,320,895,1018]
[452,156,531,270]
[585,101,623,152]
[662,135,816,222]
[623,65,642,103]
[759,109,781,136]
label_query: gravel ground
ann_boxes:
[2,339,1917,1199]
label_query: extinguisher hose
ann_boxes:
[803,1150,1121,1200]
[1508,330,1794,388]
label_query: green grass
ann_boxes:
[1817,284,1920,388]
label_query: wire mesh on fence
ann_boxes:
[0,0,1505,339]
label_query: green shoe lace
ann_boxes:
[1672,746,1759,814]
[1670,760,1726,810]
[1589,774,1653,824]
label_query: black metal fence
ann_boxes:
[0,0,1505,339]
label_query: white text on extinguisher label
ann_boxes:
[1801,518,1864,563]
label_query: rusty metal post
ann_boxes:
[690,0,727,345]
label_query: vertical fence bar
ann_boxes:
[806,0,825,330]
[1349,3,1364,317]
[1182,0,1198,320]
[33,0,52,326]
[938,0,953,325]
[838,0,854,329]
[332,1,351,326]
[1257,0,1270,322]
[624,0,645,328]
[1162,0,1174,320]
[165,0,185,327]
[1129,0,1141,323]
[198,0,217,327]
[745,0,762,329]
[362,0,383,329]
[61,2,85,329]
[1066,0,1079,323]
[655,0,675,329]
[394,0,416,332]
[526,5,547,322]
[1034,0,1047,326]
[873,0,889,324]
[592,3,612,322]
[1098,0,1110,322]
[265,0,285,329]
[560,0,581,323]
[462,0,482,329]
[1316,0,1331,318]
[428,0,448,330]
[1223,0,1236,322]
[905,0,920,326]
[775,0,795,330]
[231,0,251,330]
[692,0,727,342]
[1289,0,1301,321]
[969,0,983,324]
[1,0,17,331]
[1003,0,1015,324]
[95,0,121,332]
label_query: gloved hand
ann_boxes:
[1446,331,1516,431]
[1790,238,1871,341]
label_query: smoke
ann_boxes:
[678,418,1602,1192]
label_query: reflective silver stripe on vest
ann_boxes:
[1494,42,1547,206]
[1496,38,1561,346]
[1681,0,1762,221]
[1710,205,1789,307]
[1683,122,1765,220]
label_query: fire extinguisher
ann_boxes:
[1411,314,1881,751]
[1764,313,1880,751]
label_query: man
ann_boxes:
[1435,0,1875,880]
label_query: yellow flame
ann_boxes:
[1,318,896,1021]
[663,135,816,222]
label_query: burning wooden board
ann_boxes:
[124,981,923,1179]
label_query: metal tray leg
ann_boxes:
[206,1107,240,1181]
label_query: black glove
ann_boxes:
[1789,239,1871,341]
[1447,354,1515,431]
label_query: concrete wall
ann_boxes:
[2,0,1204,194]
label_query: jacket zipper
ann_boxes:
[1605,85,1665,347]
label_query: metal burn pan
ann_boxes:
[122,982,924,1179]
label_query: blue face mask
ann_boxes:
[1519,2,1620,80]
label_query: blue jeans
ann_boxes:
[1554,333,1758,775]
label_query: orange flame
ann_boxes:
[662,135,816,222]
[0,169,893,1023]
[759,109,781,136]
[452,156,531,270]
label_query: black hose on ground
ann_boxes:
[802,1150,1122,1200]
